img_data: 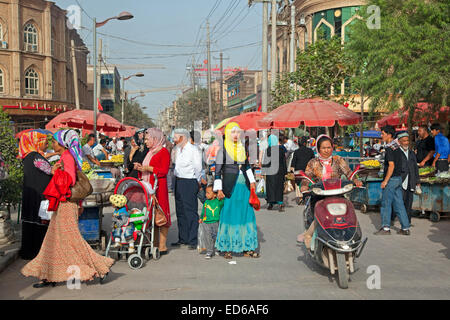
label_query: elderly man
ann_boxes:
[171,129,203,250]
[397,132,420,224]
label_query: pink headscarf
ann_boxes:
[142,128,166,182]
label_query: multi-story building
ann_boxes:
[0,0,88,133]
[87,64,121,115]
[271,0,368,112]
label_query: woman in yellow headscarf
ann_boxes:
[213,122,260,259]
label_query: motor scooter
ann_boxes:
[297,167,368,289]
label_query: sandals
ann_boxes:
[224,252,232,259]
[244,251,260,258]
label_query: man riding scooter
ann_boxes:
[297,135,363,248]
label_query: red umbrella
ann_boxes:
[377,103,449,127]
[218,111,270,132]
[258,98,362,128]
[45,109,125,132]
[102,125,137,138]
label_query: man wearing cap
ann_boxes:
[397,132,420,224]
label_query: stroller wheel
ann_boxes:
[144,247,152,260]
[152,247,160,261]
[128,254,144,270]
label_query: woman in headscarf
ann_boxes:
[127,129,148,178]
[214,122,259,259]
[262,134,287,212]
[21,129,114,288]
[134,128,171,255]
[298,135,362,247]
[18,131,56,260]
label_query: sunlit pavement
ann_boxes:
[0,192,449,300]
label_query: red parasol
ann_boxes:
[102,125,137,138]
[377,103,449,127]
[258,98,362,128]
[228,111,270,131]
[45,109,125,133]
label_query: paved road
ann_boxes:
[0,192,449,300]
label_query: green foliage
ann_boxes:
[112,100,155,128]
[346,0,450,131]
[0,109,23,210]
[271,73,298,109]
[175,88,217,129]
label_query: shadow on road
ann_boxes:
[296,245,334,284]
[427,221,450,259]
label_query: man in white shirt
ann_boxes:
[116,138,125,153]
[108,137,118,154]
[172,128,203,250]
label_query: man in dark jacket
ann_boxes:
[290,136,315,173]
[398,132,420,224]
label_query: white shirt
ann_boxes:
[401,146,409,190]
[174,142,203,181]
[108,141,117,154]
[82,144,95,166]
[93,144,105,157]
[116,140,124,152]
[284,139,297,152]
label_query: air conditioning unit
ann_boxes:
[1,41,7,49]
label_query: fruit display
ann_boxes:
[360,160,381,169]
[419,166,435,176]
[82,161,91,173]
[100,154,124,164]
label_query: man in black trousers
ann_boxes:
[171,129,203,250]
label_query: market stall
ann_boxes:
[349,160,383,213]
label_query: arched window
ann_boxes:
[25,68,39,95]
[0,69,4,93]
[24,23,38,52]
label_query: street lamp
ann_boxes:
[93,12,134,135]
[121,73,144,124]
[130,93,145,102]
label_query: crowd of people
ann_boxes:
[15,121,449,288]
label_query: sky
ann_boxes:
[53,0,263,121]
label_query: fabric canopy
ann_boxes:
[377,103,449,127]
[350,130,381,138]
[45,109,125,133]
[258,98,362,128]
[103,125,137,138]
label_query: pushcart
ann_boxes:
[349,167,383,213]
[412,180,450,222]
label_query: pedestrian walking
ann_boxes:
[171,129,203,250]
[374,125,411,236]
[262,134,287,212]
[18,131,54,260]
[22,129,114,288]
[397,132,420,224]
[214,122,259,259]
[430,123,449,173]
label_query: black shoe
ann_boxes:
[160,251,169,256]
[374,228,391,235]
[171,242,183,247]
[397,229,411,236]
[99,272,109,285]
[33,280,56,288]
[267,204,274,210]
[187,245,196,250]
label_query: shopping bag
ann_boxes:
[295,183,303,205]
[197,222,207,253]
[38,200,55,221]
[249,187,261,211]
[256,178,266,198]
[284,181,294,194]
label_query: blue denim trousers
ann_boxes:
[380,176,410,230]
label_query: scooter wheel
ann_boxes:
[336,253,349,289]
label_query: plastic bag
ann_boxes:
[38,200,55,221]
[249,187,261,211]
[256,178,265,198]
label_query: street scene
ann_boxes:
[0,0,449,303]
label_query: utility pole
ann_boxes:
[191,56,196,92]
[290,4,296,73]
[70,40,80,109]
[271,0,277,91]
[93,18,97,134]
[262,1,269,112]
[219,52,224,113]
[207,20,213,129]
[97,38,102,119]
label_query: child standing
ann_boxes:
[199,186,224,259]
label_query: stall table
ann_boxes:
[412,179,450,222]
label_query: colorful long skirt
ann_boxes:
[215,174,258,253]
[21,201,114,283]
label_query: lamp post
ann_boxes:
[129,93,145,102]
[121,73,144,124]
[93,12,134,135]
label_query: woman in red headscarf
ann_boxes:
[134,128,171,255]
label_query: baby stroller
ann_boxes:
[105,176,160,270]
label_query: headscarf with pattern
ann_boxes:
[53,129,83,169]
[18,131,48,159]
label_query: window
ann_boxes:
[0,69,3,93]
[24,23,38,52]
[101,74,114,89]
[25,68,39,95]
[0,23,3,42]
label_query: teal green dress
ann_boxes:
[215,173,258,253]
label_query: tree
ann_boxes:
[175,88,216,130]
[271,73,297,109]
[0,109,23,213]
[112,100,155,128]
[346,0,450,136]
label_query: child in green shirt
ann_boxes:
[198,185,224,259]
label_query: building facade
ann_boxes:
[0,0,88,133]
[87,64,121,115]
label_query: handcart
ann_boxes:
[412,179,450,222]
[349,167,383,213]
[104,176,160,270]
[78,178,116,250]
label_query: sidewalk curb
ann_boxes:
[0,248,19,274]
